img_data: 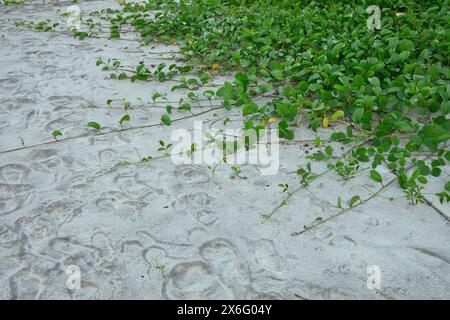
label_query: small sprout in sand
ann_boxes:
[155,264,166,276]
[157,140,172,155]
[230,166,247,180]
[141,156,153,163]
[87,121,101,131]
[231,166,241,176]
[278,183,289,193]
[52,130,62,140]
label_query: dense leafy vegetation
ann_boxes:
[13,0,450,208]
[103,0,450,203]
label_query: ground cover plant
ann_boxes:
[11,0,450,225]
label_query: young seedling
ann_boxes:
[141,156,153,163]
[297,163,315,187]
[157,140,172,156]
[278,183,289,193]
[230,166,247,180]
[51,130,62,140]
[155,264,166,277]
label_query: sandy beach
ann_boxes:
[0,0,449,299]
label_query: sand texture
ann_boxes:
[0,0,449,299]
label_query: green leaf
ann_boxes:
[398,172,408,189]
[330,42,345,59]
[178,103,192,111]
[370,170,383,184]
[349,195,361,207]
[223,99,232,111]
[243,102,259,115]
[275,101,297,120]
[161,114,172,126]
[271,69,284,80]
[399,39,415,51]
[308,82,322,91]
[368,77,380,88]
[298,81,308,94]
[118,72,127,80]
[431,167,441,177]
[352,108,364,124]
[87,122,101,130]
[278,121,294,140]
[417,176,428,184]
[311,118,321,132]
[119,114,130,125]
[399,51,410,61]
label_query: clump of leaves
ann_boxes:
[157,140,172,156]
[61,0,449,205]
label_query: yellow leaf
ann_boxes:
[212,63,219,70]
[322,116,329,129]
[268,117,278,124]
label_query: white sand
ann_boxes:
[0,0,449,299]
